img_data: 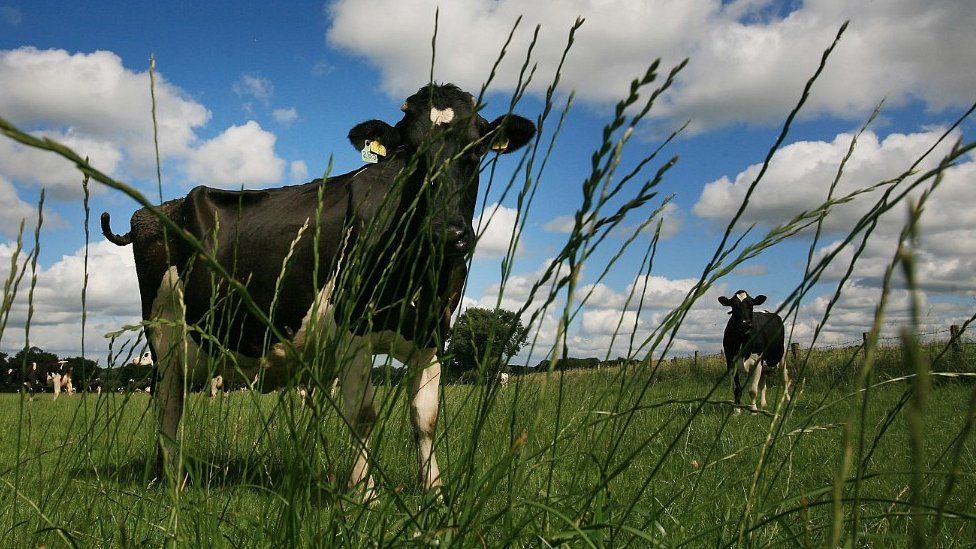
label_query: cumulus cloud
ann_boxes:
[0,47,292,196]
[184,121,286,189]
[233,73,274,107]
[289,160,309,183]
[273,107,298,125]
[694,127,976,293]
[0,129,121,199]
[611,202,684,241]
[327,0,975,131]
[0,176,38,238]
[0,239,142,358]
[0,47,210,174]
[472,202,523,260]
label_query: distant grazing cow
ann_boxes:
[100,83,535,496]
[22,361,74,399]
[719,290,790,413]
[209,375,224,398]
[497,372,510,387]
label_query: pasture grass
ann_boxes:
[1,15,974,548]
[0,365,973,546]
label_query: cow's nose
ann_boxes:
[446,224,473,254]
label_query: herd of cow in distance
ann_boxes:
[13,83,791,498]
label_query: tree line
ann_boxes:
[2,307,626,392]
[0,346,151,392]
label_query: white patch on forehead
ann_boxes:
[430,107,454,125]
[735,290,750,301]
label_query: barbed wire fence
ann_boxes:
[666,324,975,378]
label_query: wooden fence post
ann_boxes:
[790,342,800,366]
[862,332,870,352]
[950,324,964,371]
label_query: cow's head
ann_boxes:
[718,290,767,329]
[348,83,535,255]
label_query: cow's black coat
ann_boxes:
[719,291,785,405]
[103,83,535,360]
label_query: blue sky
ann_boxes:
[0,0,973,364]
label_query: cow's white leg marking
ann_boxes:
[406,348,442,491]
[744,353,762,413]
[51,374,61,400]
[759,363,768,409]
[209,375,223,398]
[781,360,791,402]
[150,266,203,480]
[339,334,376,499]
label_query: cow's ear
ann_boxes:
[753,295,767,306]
[348,120,400,157]
[486,114,536,154]
[718,296,732,306]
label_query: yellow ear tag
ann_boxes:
[491,137,509,152]
[369,140,387,157]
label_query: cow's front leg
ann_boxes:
[781,361,792,402]
[407,350,442,492]
[339,336,377,500]
[759,366,768,409]
[744,354,762,413]
[729,357,744,414]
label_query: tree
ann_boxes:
[64,356,100,387]
[446,307,528,378]
[11,346,58,368]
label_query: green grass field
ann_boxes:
[1,355,973,547]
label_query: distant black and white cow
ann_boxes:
[21,361,74,399]
[719,290,791,413]
[101,83,535,496]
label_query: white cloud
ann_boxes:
[581,308,641,336]
[273,107,299,125]
[184,121,286,189]
[542,214,575,234]
[326,0,975,131]
[0,239,142,358]
[0,176,38,238]
[472,202,523,260]
[0,129,121,199]
[233,73,274,106]
[611,202,684,241]
[0,47,211,174]
[694,127,976,293]
[0,47,292,194]
[289,160,309,183]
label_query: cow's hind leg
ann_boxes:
[339,335,377,500]
[406,349,442,492]
[150,266,199,484]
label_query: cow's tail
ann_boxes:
[100,212,132,246]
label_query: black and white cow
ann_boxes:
[20,361,74,399]
[719,290,791,413]
[101,83,535,496]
